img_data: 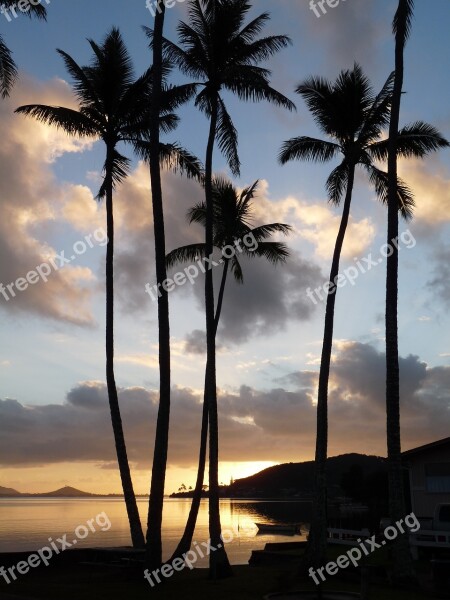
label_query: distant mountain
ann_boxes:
[0,486,21,496]
[0,485,96,498]
[44,486,95,497]
[229,453,387,499]
[170,452,388,500]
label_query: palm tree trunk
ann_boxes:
[385,0,414,583]
[146,3,172,570]
[169,261,229,562]
[204,100,232,579]
[214,259,229,331]
[307,164,355,570]
[105,150,145,549]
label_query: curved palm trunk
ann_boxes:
[146,3,172,570]
[204,101,232,579]
[385,0,414,583]
[170,260,229,562]
[105,150,145,549]
[307,165,355,570]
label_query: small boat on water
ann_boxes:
[255,523,302,535]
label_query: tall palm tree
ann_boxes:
[385,0,413,583]
[16,28,199,550]
[0,0,46,97]
[145,1,170,571]
[279,63,448,568]
[150,0,295,577]
[384,0,446,583]
[166,177,291,563]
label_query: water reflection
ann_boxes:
[0,498,312,565]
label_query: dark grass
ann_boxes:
[0,559,435,600]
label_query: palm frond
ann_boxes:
[279,136,339,164]
[233,35,292,64]
[295,76,337,137]
[56,49,101,110]
[166,243,206,269]
[226,70,296,111]
[364,164,415,220]
[326,161,351,205]
[368,122,449,161]
[248,241,290,263]
[159,142,203,179]
[357,71,394,144]
[0,35,17,98]
[230,256,244,283]
[14,104,99,136]
[393,0,415,43]
[216,96,240,176]
[97,149,131,199]
[249,223,293,241]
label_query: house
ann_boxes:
[403,437,450,521]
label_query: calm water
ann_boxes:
[0,498,311,565]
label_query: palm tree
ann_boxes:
[144,1,170,571]
[279,63,448,569]
[166,177,291,563]
[384,0,446,583]
[149,0,295,577]
[0,0,46,97]
[16,28,199,550]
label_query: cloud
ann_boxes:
[428,245,450,307]
[249,181,376,260]
[1,342,448,470]
[398,159,450,234]
[286,0,388,75]
[0,76,99,324]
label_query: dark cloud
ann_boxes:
[286,0,389,77]
[1,343,448,470]
[187,250,324,345]
[428,245,450,307]
[184,330,206,355]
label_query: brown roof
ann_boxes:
[402,437,450,457]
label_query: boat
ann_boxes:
[255,523,302,535]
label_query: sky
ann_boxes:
[0,0,449,495]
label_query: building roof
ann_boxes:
[402,437,450,457]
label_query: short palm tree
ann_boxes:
[0,0,46,97]
[15,28,199,549]
[279,63,448,568]
[166,177,291,563]
[149,0,295,577]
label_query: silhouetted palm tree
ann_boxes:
[279,63,448,568]
[0,0,46,97]
[144,2,171,571]
[384,0,449,583]
[166,178,291,563]
[143,6,201,572]
[16,28,199,550]
[150,0,295,577]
